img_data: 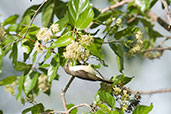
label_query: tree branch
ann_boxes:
[2,0,48,50]
[130,88,171,95]
[143,46,171,52]
[160,0,171,26]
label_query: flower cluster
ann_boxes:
[38,74,50,92]
[144,51,162,59]
[4,81,18,96]
[129,31,143,55]
[79,34,94,46]
[113,86,141,113]
[35,41,45,53]
[115,18,122,26]
[63,34,94,61]
[50,23,60,33]
[35,24,60,52]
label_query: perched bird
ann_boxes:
[64,62,113,84]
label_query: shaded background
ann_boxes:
[0,0,171,114]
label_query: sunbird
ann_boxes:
[64,62,113,84]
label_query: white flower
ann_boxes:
[79,34,94,46]
[36,27,51,43]
[116,18,122,25]
[50,23,59,33]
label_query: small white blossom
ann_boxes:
[50,23,59,33]
[63,41,83,61]
[79,34,94,46]
[135,31,143,40]
[116,18,122,25]
[36,27,51,43]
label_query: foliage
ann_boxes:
[0,0,169,113]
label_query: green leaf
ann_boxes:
[97,104,110,113]
[98,91,115,108]
[88,38,104,60]
[22,103,44,114]
[0,109,3,114]
[3,14,19,26]
[68,0,94,30]
[32,51,38,63]
[135,0,150,12]
[67,104,78,114]
[17,74,24,101]
[11,43,18,66]
[24,71,38,95]
[15,62,30,71]
[0,48,3,74]
[109,44,124,72]
[0,76,18,86]
[54,0,67,19]
[112,74,133,85]
[114,26,140,40]
[47,54,60,83]
[108,111,119,114]
[52,35,74,48]
[6,24,18,32]
[42,1,55,27]
[95,110,105,114]
[132,103,153,114]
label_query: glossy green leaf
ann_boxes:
[132,103,153,114]
[47,54,60,83]
[22,103,44,114]
[68,0,94,30]
[6,24,18,32]
[17,74,24,101]
[42,1,55,27]
[32,51,38,63]
[88,38,104,60]
[97,104,110,113]
[15,61,30,71]
[24,71,38,95]
[114,26,140,40]
[95,110,105,114]
[67,104,78,114]
[109,43,124,72]
[52,35,74,48]
[0,76,18,86]
[3,14,19,26]
[98,91,115,108]
[112,74,133,85]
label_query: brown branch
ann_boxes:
[159,36,171,47]
[130,88,171,95]
[48,103,91,114]
[143,46,171,52]
[2,0,48,50]
[160,0,171,26]
[127,13,138,23]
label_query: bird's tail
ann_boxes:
[101,79,113,84]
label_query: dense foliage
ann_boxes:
[0,0,170,114]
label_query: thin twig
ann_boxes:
[48,103,91,114]
[61,76,75,113]
[63,76,75,93]
[130,88,171,95]
[159,36,171,47]
[160,0,171,26]
[127,13,138,23]
[143,46,171,52]
[2,0,48,50]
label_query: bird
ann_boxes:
[64,62,113,84]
